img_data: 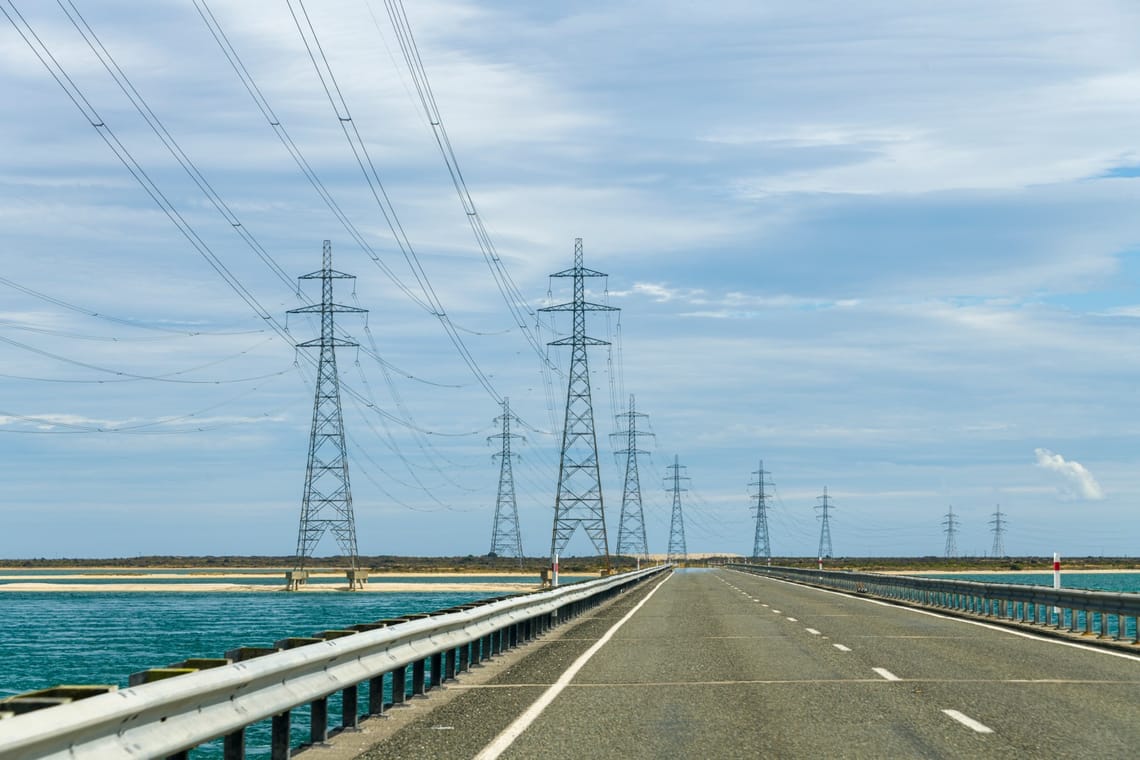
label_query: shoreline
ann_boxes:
[880,568,1140,576]
[0,571,553,581]
[0,581,540,593]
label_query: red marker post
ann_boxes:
[1052,552,1061,621]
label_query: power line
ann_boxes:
[284,0,502,402]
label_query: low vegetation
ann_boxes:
[0,555,1135,573]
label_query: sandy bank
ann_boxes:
[0,581,538,593]
[0,571,552,581]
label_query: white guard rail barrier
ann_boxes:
[726,563,1139,646]
[0,564,670,759]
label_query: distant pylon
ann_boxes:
[990,505,1007,558]
[749,460,773,561]
[943,505,959,558]
[665,455,689,563]
[539,238,618,568]
[815,487,835,558]
[288,241,367,573]
[613,394,652,558]
[488,397,524,565]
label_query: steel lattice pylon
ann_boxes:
[943,505,959,559]
[750,460,773,561]
[665,455,689,563]
[990,505,1007,558]
[816,486,835,559]
[613,394,652,559]
[288,241,367,572]
[539,238,617,566]
[488,397,525,565]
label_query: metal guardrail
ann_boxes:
[0,565,670,759]
[726,564,1140,646]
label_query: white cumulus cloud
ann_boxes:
[1034,448,1105,500]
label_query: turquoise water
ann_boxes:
[925,571,1140,593]
[0,586,518,758]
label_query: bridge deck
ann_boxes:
[352,568,1140,759]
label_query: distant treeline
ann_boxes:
[741,556,1140,572]
[0,555,1134,572]
[0,554,642,573]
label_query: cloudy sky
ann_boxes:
[1,0,1138,560]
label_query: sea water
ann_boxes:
[0,581,529,758]
[925,571,1140,594]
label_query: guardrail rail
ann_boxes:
[0,564,670,759]
[726,563,1140,647]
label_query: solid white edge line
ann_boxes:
[942,709,994,733]
[473,573,672,760]
[726,570,1140,663]
[872,667,900,681]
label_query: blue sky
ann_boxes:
[1,0,1139,560]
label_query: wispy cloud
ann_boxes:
[1034,448,1105,500]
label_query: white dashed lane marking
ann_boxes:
[873,667,901,681]
[805,628,821,635]
[833,644,852,652]
[942,709,994,734]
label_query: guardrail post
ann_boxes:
[446,647,457,680]
[368,673,385,716]
[223,728,244,760]
[412,659,426,696]
[342,683,359,729]
[271,711,291,760]
[392,666,407,706]
[430,652,443,690]
[166,752,189,760]
[459,642,470,672]
[311,695,329,744]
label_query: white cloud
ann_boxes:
[1034,448,1105,500]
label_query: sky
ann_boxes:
[1,0,1139,560]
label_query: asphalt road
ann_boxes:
[353,568,1140,759]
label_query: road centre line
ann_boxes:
[733,570,1140,663]
[942,709,994,733]
[473,573,672,760]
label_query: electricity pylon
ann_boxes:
[943,505,959,558]
[990,505,1007,558]
[288,241,367,573]
[488,397,524,565]
[665,455,689,563]
[815,486,835,559]
[749,460,773,561]
[613,394,652,559]
[539,238,617,568]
